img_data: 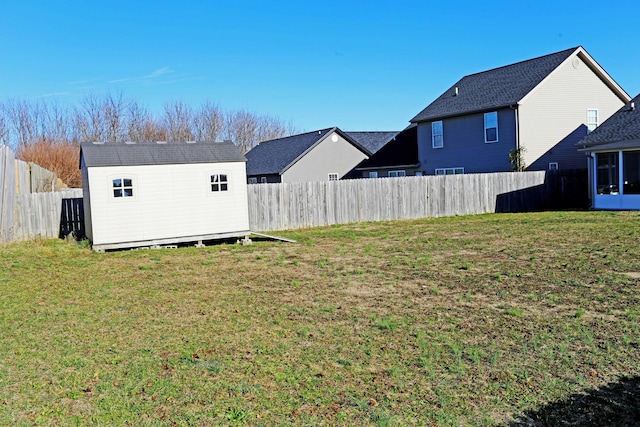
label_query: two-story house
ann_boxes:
[410,47,630,175]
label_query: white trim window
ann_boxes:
[210,173,229,192]
[435,167,464,176]
[368,171,378,178]
[260,177,267,183]
[388,170,406,177]
[587,109,598,134]
[112,178,133,198]
[484,112,498,143]
[248,177,257,184]
[548,162,558,170]
[328,173,339,181]
[432,121,443,148]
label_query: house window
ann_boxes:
[484,112,498,143]
[248,177,257,184]
[388,170,406,177]
[368,171,378,178]
[328,173,339,181]
[432,121,443,148]
[623,151,640,194]
[596,153,618,194]
[260,177,267,183]
[210,174,228,192]
[549,162,558,170]
[587,109,598,134]
[112,178,133,198]
[435,167,464,175]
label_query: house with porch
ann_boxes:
[578,94,640,210]
[410,46,630,175]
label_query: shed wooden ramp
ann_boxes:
[250,231,296,243]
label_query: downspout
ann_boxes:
[586,151,594,208]
[510,104,520,170]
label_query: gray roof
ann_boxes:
[245,127,369,176]
[578,94,640,151]
[80,141,246,167]
[345,131,399,155]
[410,47,579,123]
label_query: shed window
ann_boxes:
[211,174,228,192]
[432,121,443,148]
[484,112,498,143]
[112,178,133,198]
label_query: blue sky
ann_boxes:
[1,1,638,132]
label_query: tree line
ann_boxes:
[0,92,296,187]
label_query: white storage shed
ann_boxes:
[80,141,251,251]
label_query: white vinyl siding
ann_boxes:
[484,112,498,143]
[87,162,249,247]
[432,121,443,148]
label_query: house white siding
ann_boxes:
[86,161,249,249]
[282,131,368,182]
[518,53,626,170]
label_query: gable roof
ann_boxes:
[355,125,418,170]
[345,131,399,155]
[578,94,640,151]
[245,127,369,176]
[80,141,246,167]
[410,47,629,123]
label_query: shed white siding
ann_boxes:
[86,161,249,250]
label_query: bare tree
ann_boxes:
[163,100,194,141]
[193,101,224,141]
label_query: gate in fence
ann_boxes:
[59,197,84,239]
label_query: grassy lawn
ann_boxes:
[1,211,639,426]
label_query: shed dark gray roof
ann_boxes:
[245,127,369,176]
[410,47,579,123]
[80,141,246,167]
[345,131,399,155]
[578,94,640,151]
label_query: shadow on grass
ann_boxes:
[507,376,640,426]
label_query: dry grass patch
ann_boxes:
[0,211,639,426]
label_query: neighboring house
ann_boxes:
[410,46,630,175]
[80,141,250,251]
[349,125,421,178]
[245,127,370,183]
[578,94,640,210]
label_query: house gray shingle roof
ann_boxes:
[410,47,578,123]
[80,141,246,167]
[345,131,399,155]
[245,127,370,176]
[578,94,640,150]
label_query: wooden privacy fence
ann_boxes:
[1,144,80,243]
[247,170,587,232]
